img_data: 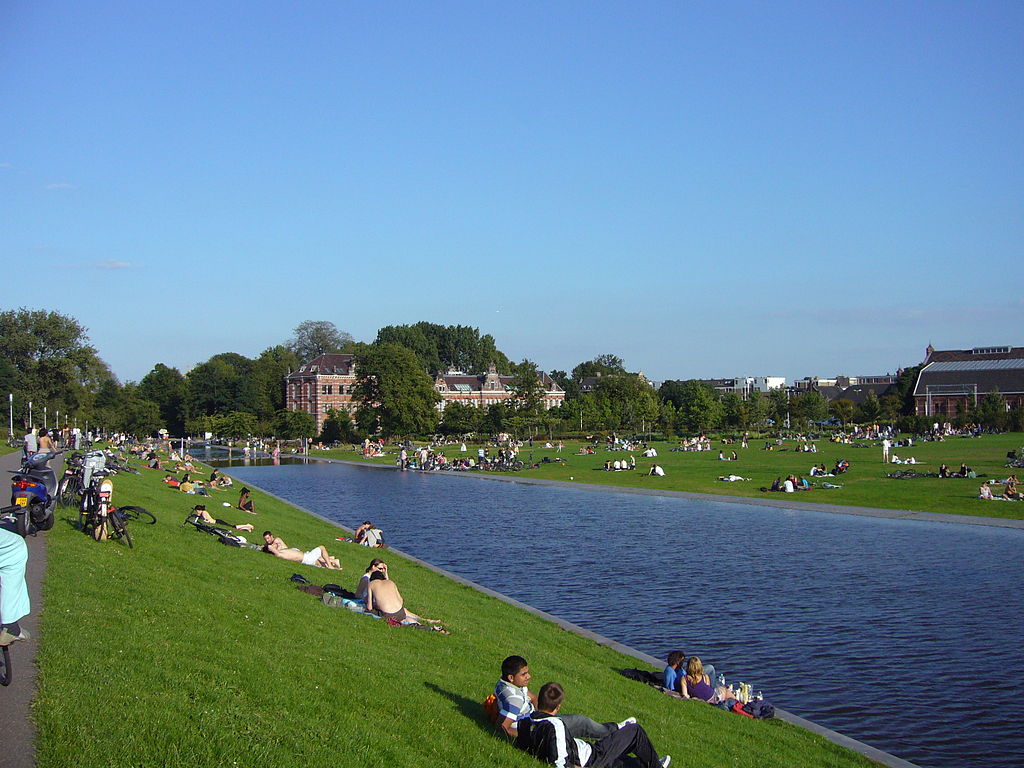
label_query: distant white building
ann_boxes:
[705,377,786,398]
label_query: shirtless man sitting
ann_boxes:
[364,570,444,630]
[262,531,341,569]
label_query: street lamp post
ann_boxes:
[44,406,47,429]
[7,394,12,442]
[28,401,33,429]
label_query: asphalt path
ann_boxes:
[1,449,55,768]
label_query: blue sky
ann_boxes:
[3,1,1022,384]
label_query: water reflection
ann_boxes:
[224,461,1024,768]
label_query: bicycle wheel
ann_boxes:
[117,506,156,525]
[109,512,133,549]
[58,476,81,508]
[1,644,11,686]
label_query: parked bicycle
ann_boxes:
[78,470,154,549]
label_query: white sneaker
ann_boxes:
[660,757,671,768]
[617,716,637,729]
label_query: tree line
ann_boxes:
[3,308,1020,441]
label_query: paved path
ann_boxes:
[1,450,52,768]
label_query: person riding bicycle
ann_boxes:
[0,528,31,646]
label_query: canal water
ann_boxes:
[218,458,1023,768]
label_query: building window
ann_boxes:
[322,384,333,395]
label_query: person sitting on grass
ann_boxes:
[647,464,665,477]
[191,504,254,532]
[355,558,387,601]
[664,651,716,698]
[979,483,993,500]
[178,473,209,496]
[262,531,341,569]
[364,570,445,631]
[682,656,721,702]
[495,656,621,741]
[354,520,385,547]
[515,681,670,768]
[1002,481,1020,501]
[238,487,256,514]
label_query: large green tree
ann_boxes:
[375,322,510,374]
[353,343,440,437]
[138,363,187,435]
[439,401,483,435]
[253,345,300,422]
[186,353,258,418]
[287,320,354,363]
[0,308,114,427]
[661,380,723,433]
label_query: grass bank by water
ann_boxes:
[317,433,1024,520]
[35,455,881,768]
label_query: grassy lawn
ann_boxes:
[35,452,880,768]
[316,433,1024,520]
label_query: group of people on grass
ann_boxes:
[979,475,1021,501]
[495,654,671,768]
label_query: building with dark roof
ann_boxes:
[922,344,1024,364]
[285,354,564,431]
[913,358,1024,417]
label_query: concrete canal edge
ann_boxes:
[228,464,924,768]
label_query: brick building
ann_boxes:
[433,363,565,412]
[912,345,1024,417]
[285,354,565,431]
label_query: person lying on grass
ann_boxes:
[262,531,341,569]
[191,504,254,532]
[364,570,445,631]
[515,681,670,768]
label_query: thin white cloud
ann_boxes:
[45,181,76,190]
[96,259,133,270]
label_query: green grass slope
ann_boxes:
[37,460,881,768]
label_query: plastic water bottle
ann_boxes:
[717,674,726,688]
[756,691,764,701]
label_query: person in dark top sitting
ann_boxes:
[238,487,255,514]
[515,682,670,768]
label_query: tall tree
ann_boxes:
[829,399,856,426]
[287,320,354,363]
[352,343,440,437]
[253,345,300,421]
[138,363,187,435]
[674,380,724,433]
[375,322,510,374]
[509,359,547,417]
[439,401,483,435]
[857,390,882,423]
[571,354,627,384]
[186,353,257,418]
[0,308,113,427]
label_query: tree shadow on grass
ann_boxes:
[423,682,508,740]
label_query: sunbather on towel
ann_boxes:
[262,531,341,569]
[192,504,254,532]
[365,571,445,631]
